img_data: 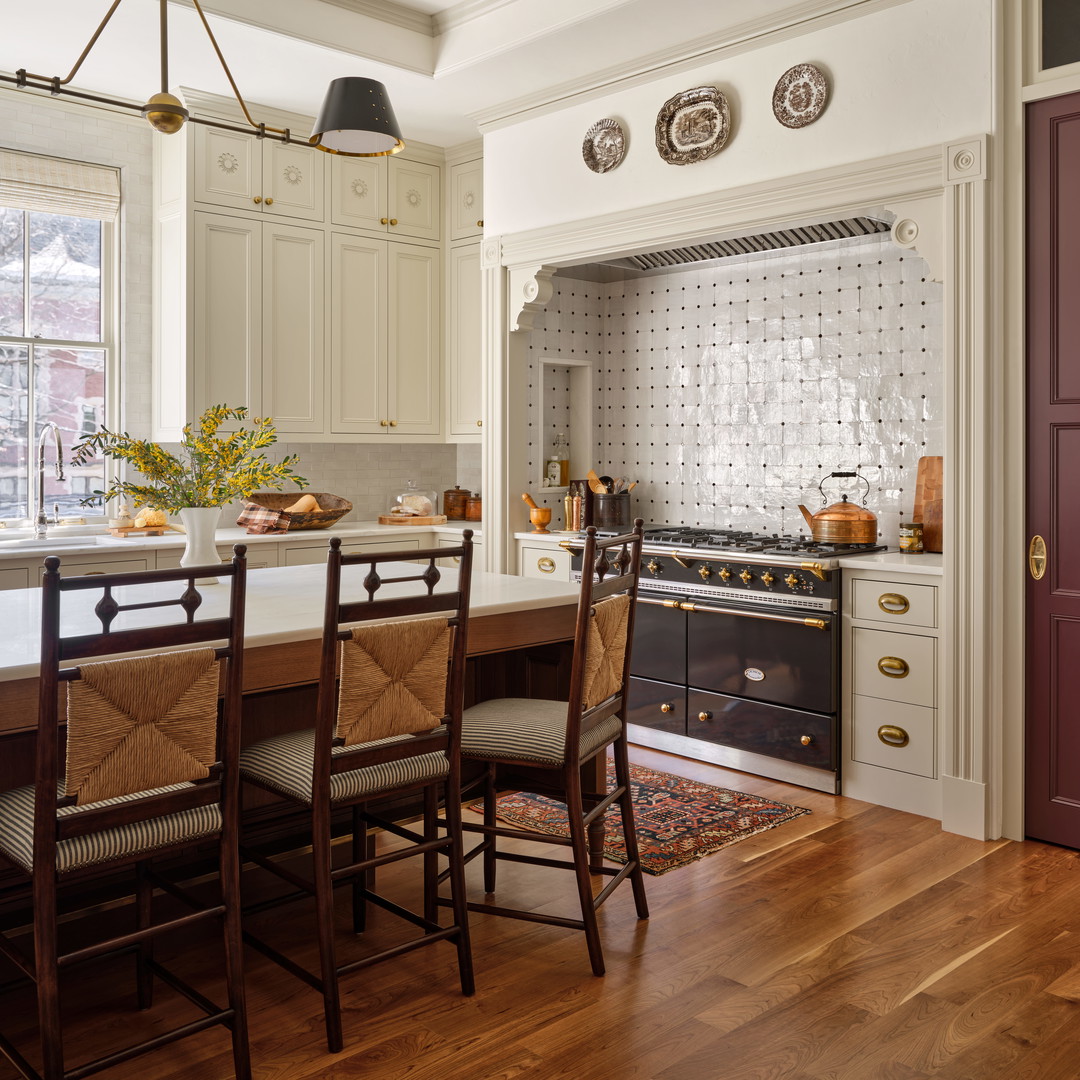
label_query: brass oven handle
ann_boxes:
[639,596,828,630]
[878,592,910,615]
[1029,535,1047,580]
[878,724,910,747]
[537,557,556,574]
[877,656,910,678]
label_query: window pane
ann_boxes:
[36,347,105,516]
[0,344,29,519]
[1043,0,1080,70]
[28,212,101,342]
[0,208,24,338]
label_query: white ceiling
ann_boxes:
[1,0,866,147]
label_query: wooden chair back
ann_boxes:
[562,522,644,765]
[313,533,474,792]
[36,548,247,853]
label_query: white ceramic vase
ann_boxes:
[179,506,222,583]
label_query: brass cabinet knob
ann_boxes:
[379,419,388,427]
[762,571,775,586]
[698,565,712,581]
[253,196,262,204]
[878,592,910,615]
[784,573,799,588]
[719,567,732,580]
[697,711,712,723]
[380,217,389,225]
[877,656,910,679]
[800,734,814,746]
[389,218,398,226]
[739,569,753,584]
[265,196,274,205]
[537,557,555,574]
[476,419,482,427]
[389,420,397,427]
[477,219,484,227]
[660,703,673,714]
[878,725,910,747]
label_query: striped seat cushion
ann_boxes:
[0,784,221,875]
[460,698,623,767]
[239,728,449,806]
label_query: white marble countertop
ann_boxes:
[836,552,943,576]
[0,520,480,561]
[0,559,572,684]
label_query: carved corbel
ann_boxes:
[508,265,557,332]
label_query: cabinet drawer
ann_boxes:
[851,695,935,778]
[852,578,937,628]
[283,538,421,566]
[520,545,570,581]
[436,536,483,568]
[157,545,278,571]
[59,557,151,578]
[851,628,936,707]
[0,566,32,591]
[627,677,686,736]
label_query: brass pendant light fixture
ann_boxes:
[0,0,404,157]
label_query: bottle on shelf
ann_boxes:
[546,431,569,488]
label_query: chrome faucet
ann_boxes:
[34,422,65,540]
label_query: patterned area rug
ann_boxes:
[472,761,811,875]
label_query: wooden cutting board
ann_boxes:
[913,456,943,552]
[377,514,448,525]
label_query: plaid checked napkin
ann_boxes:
[237,502,292,534]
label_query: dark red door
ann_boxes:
[1026,90,1080,846]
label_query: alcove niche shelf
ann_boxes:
[536,355,593,493]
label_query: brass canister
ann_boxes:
[465,493,482,521]
[443,485,469,519]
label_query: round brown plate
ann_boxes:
[655,86,730,166]
[772,63,829,129]
[582,118,627,173]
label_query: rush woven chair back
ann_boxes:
[238,532,475,1054]
[0,549,251,1080]
[454,521,647,976]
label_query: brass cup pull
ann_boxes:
[265,196,274,205]
[697,711,712,723]
[800,735,814,746]
[660,703,673,714]
[878,724,910,748]
[253,196,262,204]
[878,592,910,615]
[537,557,555,574]
[1029,535,1047,580]
[878,656,910,679]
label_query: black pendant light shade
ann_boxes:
[309,77,405,156]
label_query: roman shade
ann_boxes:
[0,149,120,220]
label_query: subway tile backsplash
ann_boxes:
[526,234,943,547]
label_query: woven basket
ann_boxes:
[249,493,352,531]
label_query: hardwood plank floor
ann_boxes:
[3,747,1080,1080]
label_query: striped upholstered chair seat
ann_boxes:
[461,698,622,767]
[0,782,221,875]
[239,728,449,805]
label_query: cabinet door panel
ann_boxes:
[448,244,482,436]
[389,159,440,241]
[193,127,260,210]
[262,224,324,433]
[387,243,441,435]
[263,141,324,222]
[450,159,483,240]
[193,213,262,418]
[330,157,386,232]
[330,233,387,434]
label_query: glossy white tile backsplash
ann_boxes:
[525,234,943,546]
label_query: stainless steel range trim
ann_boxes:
[639,595,829,629]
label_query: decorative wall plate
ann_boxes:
[582,118,627,173]
[772,63,829,129]
[655,86,730,166]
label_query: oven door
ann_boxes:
[685,599,837,714]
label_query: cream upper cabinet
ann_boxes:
[330,156,440,241]
[331,234,440,436]
[447,243,482,437]
[193,126,325,222]
[449,159,483,240]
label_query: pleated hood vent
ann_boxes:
[620,216,892,271]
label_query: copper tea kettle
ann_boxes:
[798,471,878,544]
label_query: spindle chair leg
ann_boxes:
[34,874,63,1080]
[564,769,606,977]
[424,787,439,924]
[613,739,649,919]
[221,847,252,1080]
[443,785,475,997]
[351,808,369,934]
[311,816,343,1054]
[135,860,154,1010]
[482,763,498,894]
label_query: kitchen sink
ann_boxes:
[0,534,123,551]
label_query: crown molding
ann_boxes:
[470,0,911,132]
[433,0,518,36]
[313,0,435,35]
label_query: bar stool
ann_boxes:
[237,533,474,1053]
[454,522,648,976]
[0,549,251,1080]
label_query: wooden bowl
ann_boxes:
[249,492,352,531]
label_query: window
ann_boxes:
[0,152,118,524]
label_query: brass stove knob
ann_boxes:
[698,565,712,581]
[762,571,775,586]
[647,559,662,575]
[739,569,753,584]
[719,567,732,581]
[784,573,800,589]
